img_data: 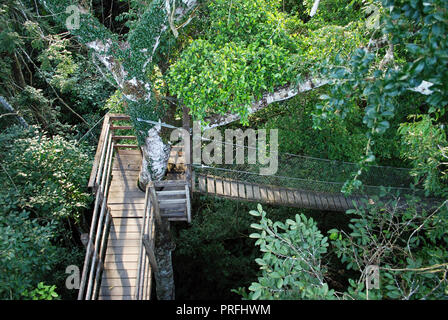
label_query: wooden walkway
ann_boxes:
[195,174,363,212]
[98,147,190,300]
[99,149,151,300]
[82,113,440,300]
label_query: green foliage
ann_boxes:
[306,0,366,26]
[311,0,448,194]
[169,0,368,125]
[242,204,335,299]
[173,197,261,300]
[168,0,301,124]
[0,126,90,299]
[169,39,296,124]
[0,211,61,299]
[292,22,367,76]
[257,90,369,162]
[329,193,448,299]
[398,115,448,196]
[173,196,307,300]
[0,126,92,222]
[38,37,78,93]
[21,282,59,300]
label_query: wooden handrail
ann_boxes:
[78,121,114,299]
[87,114,139,190]
[135,185,157,300]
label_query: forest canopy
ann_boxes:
[0,0,447,300]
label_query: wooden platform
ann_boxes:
[98,149,151,300]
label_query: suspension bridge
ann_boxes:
[77,114,437,300]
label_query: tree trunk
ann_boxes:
[138,123,171,189]
[153,219,176,300]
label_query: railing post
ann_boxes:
[148,182,163,229]
[143,235,158,274]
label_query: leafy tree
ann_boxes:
[21,282,60,300]
[329,193,448,299]
[238,204,335,299]
[0,211,61,299]
[0,126,90,299]
[240,200,448,300]
[312,0,448,195]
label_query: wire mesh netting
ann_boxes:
[193,139,425,197]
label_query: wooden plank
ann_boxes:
[112,136,137,141]
[109,224,142,234]
[294,191,307,207]
[252,185,261,200]
[215,179,224,195]
[107,197,146,205]
[272,189,281,203]
[307,193,318,209]
[245,184,253,199]
[104,261,139,270]
[114,144,139,149]
[185,184,191,223]
[230,182,239,197]
[107,190,144,198]
[260,187,268,202]
[109,184,141,192]
[98,295,134,300]
[105,246,140,255]
[267,189,275,203]
[107,239,140,247]
[156,190,186,196]
[112,163,141,171]
[113,154,141,162]
[115,149,141,156]
[111,170,140,176]
[207,177,215,194]
[238,183,246,199]
[143,235,158,274]
[108,231,141,239]
[153,180,188,188]
[109,114,131,121]
[108,203,146,210]
[110,125,133,130]
[101,269,138,279]
[159,199,187,205]
[99,278,137,289]
[148,185,162,227]
[100,285,136,297]
[198,175,206,192]
[223,180,231,196]
[287,190,295,204]
[105,254,140,263]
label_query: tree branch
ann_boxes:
[203,78,329,130]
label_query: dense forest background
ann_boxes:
[0,0,447,300]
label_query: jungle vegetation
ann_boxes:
[0,0,447,300]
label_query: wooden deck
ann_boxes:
[195,174,363,212]
[98,149,152,300]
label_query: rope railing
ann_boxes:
[193,139,425,197]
